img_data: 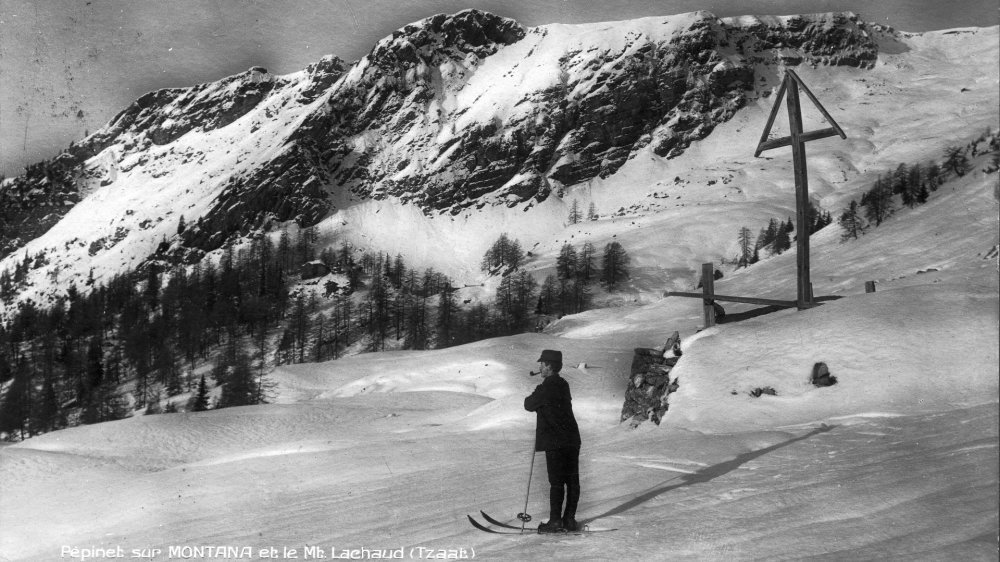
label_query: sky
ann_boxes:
[0,0,998,177]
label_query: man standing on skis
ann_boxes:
[524,349,581,533]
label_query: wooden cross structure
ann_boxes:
[756,69,846,309]
[666,69,846,324]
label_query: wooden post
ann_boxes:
[786,79,814,309]
[702,262,716,328]
[865,281,876,293]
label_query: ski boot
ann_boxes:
[537,519,564,533]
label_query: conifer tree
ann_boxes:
[403,270,428,350]
[461,303,493,345]
[773,222,792,254]
[559,279,591,315]
[504,238,525,271]
[839,200,864,241]
[556,243,578,280]
[567,199,581,224]
[364,271,390,352]
[916,182,929,204]
[0,350,11,384]
[313,313,327,361]
[481,233,525,273]
[436,280,458,348]
[0,368,32,439]
[144,266,161,310]
[493,271,538,333]
[926,163,942,191]
[737,227,754,268]
[601,241,630,291]
[82,375,128,425]
[277,329,295,365]
[943,146,969,177]
[278,227,293,272]
[587,202,598,221]
[514,271,538,330]
[290,295,311,362]
[891,163,909,195]
[577,242,596,283]
[537,275,559,315]
[392,254,406,288]
[218,350,257,408]
[759,218,779,251]
[190,375,209,412]
[906,164,924,206]
[337,295,353,358]
[863,178,894,226]
[494,275,518,334]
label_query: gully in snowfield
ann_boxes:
[524,349,581,533]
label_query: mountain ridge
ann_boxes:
[0,10,995,316]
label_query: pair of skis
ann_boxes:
[468,511,615,535]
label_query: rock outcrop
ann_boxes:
[621,332,683,426]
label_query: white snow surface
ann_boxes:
[1,14,999,562]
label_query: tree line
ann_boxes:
[0,217,640,441]
[839,132,999,241]
[734,202,833,269]
[0,226,326,438]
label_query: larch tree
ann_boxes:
[601,241,630,292]
[838,200,864,241]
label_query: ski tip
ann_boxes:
[479,510,523,530]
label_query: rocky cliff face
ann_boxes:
[305,11,876,215]
[0,10,880,302]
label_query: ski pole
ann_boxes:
[517,449,536,533]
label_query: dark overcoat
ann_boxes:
[524,374,581,451]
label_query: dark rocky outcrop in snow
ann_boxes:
[621,332,682,426]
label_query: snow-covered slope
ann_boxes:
[1,117,997,560]
[7,11,996,317]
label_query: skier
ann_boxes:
[524,349,581,533]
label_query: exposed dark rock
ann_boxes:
[811,362,837,386]
[301,261,332,280]
[750,386,777,397]
[622,332,683,426]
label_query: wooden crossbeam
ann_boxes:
[755,127,841,153]
[788,70,846,139]
[664,291,798,309]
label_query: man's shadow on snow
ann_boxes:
[584,424,836,524]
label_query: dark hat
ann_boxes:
[537,349,562,363]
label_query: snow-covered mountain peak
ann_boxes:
[366,9,525,68]
[0,11,995,317]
